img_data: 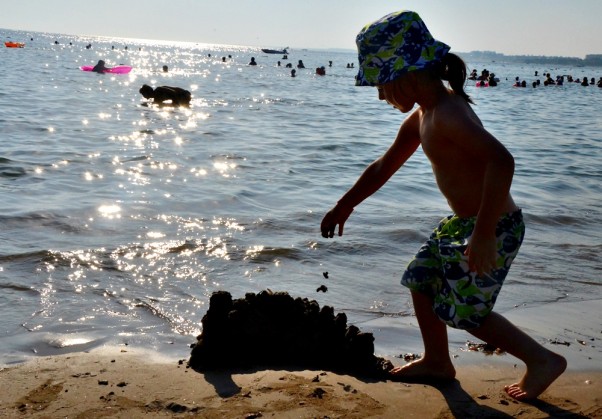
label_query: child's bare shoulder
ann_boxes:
[433,94,482,130]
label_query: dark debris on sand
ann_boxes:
[188,290,394,378]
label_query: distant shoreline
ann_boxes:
[458,50,602,67]
[3,26,601,66]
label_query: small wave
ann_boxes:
[167,240,199,254]
[29,335,110,357]
[0,282,39,295]
[553,243,602,266]
[243,246,303,263]
[210,153,247,161]
[572,279,602,287]
[34,248,126,272]
[387,228,427,243]
[0,249,53,264]
[526,213,587,227]
[0,212,82,234]
[132,299,199,335]
[316,143,349,152]
[123,154,151,162]
[345,307,415,318]
[0,164,27,178]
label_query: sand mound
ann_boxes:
[189,290,394,377]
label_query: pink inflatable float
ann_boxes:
[80,65,132,74]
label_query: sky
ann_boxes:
[1,0,601,58]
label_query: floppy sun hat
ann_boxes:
[355,10,450,86]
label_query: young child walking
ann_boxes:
[320,10,566,400]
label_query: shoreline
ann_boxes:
[1,298,601,417]
[1,348,600,418]
[363,298,602,373]
[2,298,599,370]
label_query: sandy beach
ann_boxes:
[0,345,599,418]
[2,299,601,418]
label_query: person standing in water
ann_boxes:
[320,10,566,401]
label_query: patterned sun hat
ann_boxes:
[355,10,450,86]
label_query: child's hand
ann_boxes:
[464,232,497,276]
[320,204,354,238]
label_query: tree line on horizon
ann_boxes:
[460,50,602,66]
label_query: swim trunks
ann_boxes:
[401,210,525,329]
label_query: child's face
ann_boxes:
[377,74,415,113]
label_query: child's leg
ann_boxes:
[390,290,456,381]
[468,311,566,400]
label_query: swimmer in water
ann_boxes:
[139,84,191,107]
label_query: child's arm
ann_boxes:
[321,111,421,238]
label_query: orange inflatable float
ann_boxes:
[5,42,25,48]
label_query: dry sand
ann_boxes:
[1,348,600,418]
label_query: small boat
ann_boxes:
[261,47,288,54]
[5,41,25,48]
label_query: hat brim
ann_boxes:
[354,10,450,86]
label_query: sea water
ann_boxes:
[1,29,600,365]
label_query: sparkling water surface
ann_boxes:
[1,29,600,365]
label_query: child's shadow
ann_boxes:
[199,369,587,418]
[434,380,588,419]
[202,370,509,417]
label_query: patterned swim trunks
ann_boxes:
[401,210,525,329]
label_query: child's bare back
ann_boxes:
[414,91,518,218]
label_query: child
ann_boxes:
[320,10,566,401]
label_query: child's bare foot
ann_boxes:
[388,358,456,383]
[504,352,567,400]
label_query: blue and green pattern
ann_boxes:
[355,10,450,86]
[401,210,525,330]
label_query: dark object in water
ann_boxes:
[188,290,393,377]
